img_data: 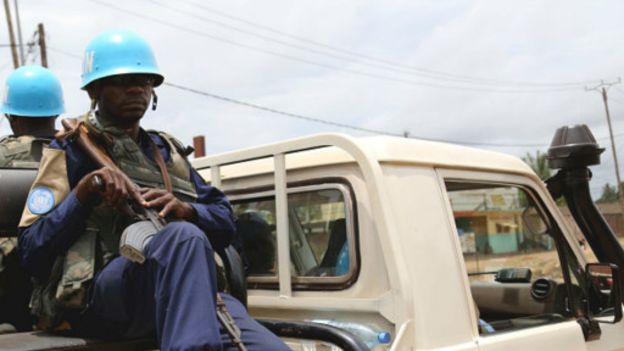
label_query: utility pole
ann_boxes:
[37,23,48,67]
[13,0,24,65]
[586,78,623,208]
[3,0,19,68]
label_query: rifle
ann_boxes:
[59,118,164,263]
[59,118,247,351]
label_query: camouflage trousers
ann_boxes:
[0,238,18,297]
[0,238,34,331]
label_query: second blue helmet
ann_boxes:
[0,65,65,117]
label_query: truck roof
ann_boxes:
[192,133,536,180]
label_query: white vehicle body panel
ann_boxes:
[477,321,586,351]
[192,133,624,350]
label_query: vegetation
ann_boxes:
[521,151,622,206]
[597,183,619,203]
[522,151,551,180]
[522,151,567,206]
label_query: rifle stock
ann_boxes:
[60,119,117,171]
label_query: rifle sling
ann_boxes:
[150,139,173,193]
[149,137,244,350]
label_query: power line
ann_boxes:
[48,46,81,59]
[163,81,553,147]
[89,0,584,94]
[150,0,473,85]
[47,47,416,142]
[171,0,601,88]
[165,82,404,136]
[148,0,596,89]
[164,81,624,147]
[45,45,624,149]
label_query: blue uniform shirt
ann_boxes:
[18,129,235,279]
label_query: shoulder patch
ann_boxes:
[19,147,71,227]
[27,187,55,215]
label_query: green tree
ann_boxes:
[597,183,619,203]
[522,150,568,206]
[522,151,551,180]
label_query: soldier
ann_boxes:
[18,30,289,351]
[0,65,63,167]
[0,65,65,332]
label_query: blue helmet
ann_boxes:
[0,65,65,117]
[81,30,164,89]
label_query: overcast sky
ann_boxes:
[1,0,624,195]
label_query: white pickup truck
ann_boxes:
[0,125,622,351]
[190,124,624,351]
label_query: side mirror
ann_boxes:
[586,263,623,324]
[521,204,549,236]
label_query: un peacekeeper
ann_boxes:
[18,30,289,351]
[0,65,64,332]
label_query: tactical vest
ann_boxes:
[0,135,50,168]
[31,115,198,329]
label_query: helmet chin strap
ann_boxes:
[89,98,97,113]
[84,98,100,128]
[152,91,158,111]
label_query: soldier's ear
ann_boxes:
[85,81,101,101]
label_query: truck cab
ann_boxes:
[191,130,624,350]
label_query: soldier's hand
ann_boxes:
[75,167,144,209]
[140,188,195,220]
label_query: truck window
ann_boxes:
[231,184,356,289]
[448,183,559,282]
[445,181,586,335]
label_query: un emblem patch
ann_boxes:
[27,187,55,215]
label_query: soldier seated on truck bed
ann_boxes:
[17,30,289,351]
[0,65,65,333]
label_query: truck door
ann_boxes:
[439,170,595,351]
